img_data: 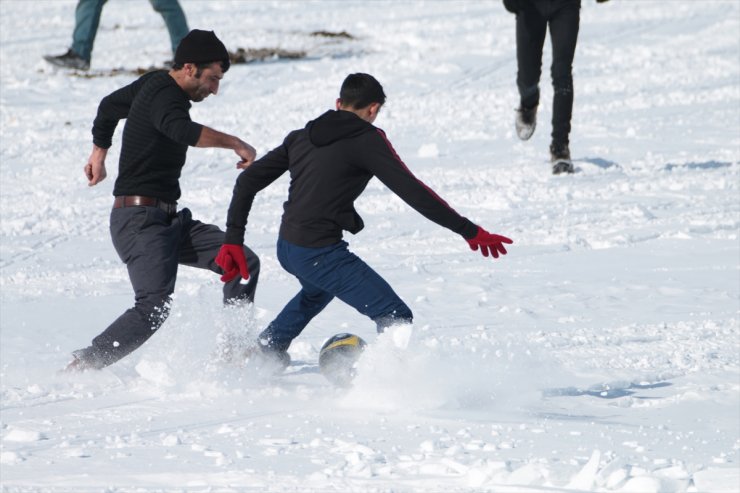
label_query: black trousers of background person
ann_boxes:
[516,0,580,147]
[87,205,260,367]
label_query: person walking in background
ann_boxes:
[505,0,608,174]
[66,30,260,371]
[215,73,513,371]
[44,0,189,70]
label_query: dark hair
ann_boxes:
[339,73,386,109]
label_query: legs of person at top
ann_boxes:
[75,0,190,59]
[515,1,548,117]
[548,0,580,151]
[71,0,107,63]
[148,0,190,55]
[515,0,580,171]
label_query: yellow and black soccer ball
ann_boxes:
[318,333,367,387]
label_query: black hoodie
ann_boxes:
[224,110,478,248]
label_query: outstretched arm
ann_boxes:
[216,136,294,283]
[196,126,257,169]
[362,129,513,259]
[362,129,476,236]
[223,138,292,245]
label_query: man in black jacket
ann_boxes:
[215,73,512,367]
[67,30,261,371]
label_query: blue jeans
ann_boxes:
[259,238,413,352]
[72,0,189,61]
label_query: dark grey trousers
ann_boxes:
[82,206,260,368]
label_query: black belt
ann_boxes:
[113,195,177,216]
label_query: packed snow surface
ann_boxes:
[1,1,739,492]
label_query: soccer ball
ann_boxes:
[318,333,367,387]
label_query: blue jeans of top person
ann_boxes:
[258,238,413,352]
[72,0,189,62]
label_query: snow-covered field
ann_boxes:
[1,1,739,491]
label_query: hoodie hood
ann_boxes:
[307,110,375,147]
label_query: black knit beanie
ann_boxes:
[174,29,230,69]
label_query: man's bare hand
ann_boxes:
[235,140,257,169]
[84,145,108,186]
[195,127,257,170]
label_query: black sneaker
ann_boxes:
[550,142,574,174]
[43,49,90,70]
[515,105,537,141]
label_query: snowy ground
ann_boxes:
[1,1,739,492]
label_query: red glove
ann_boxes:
[215,244,250,283]
[466,226,513,259]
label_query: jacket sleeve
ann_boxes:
[359,129,479,240]
[223,134,294,245]
[91,72,153,149]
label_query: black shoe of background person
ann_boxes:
[515,105,537,141]
[43,49,90,71]
[550,142,574,175]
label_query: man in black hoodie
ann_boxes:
[216,73,512,366]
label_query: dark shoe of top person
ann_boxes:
[43,49,90,70]
[515,105,537,140]
[550,142,574,174]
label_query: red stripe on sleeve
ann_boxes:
[374,128,453,209]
